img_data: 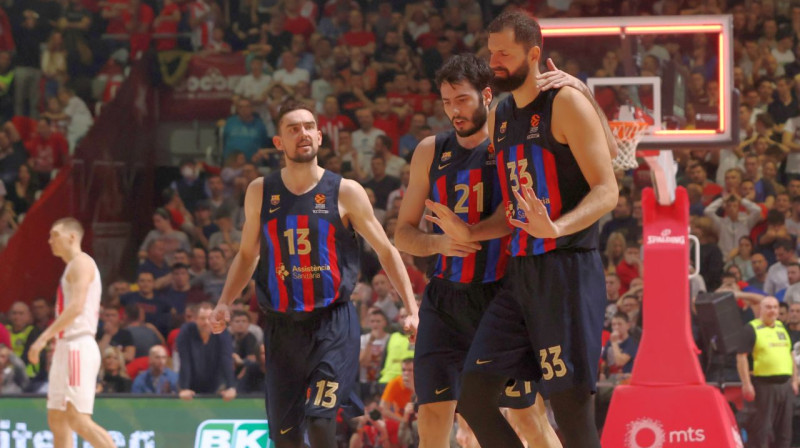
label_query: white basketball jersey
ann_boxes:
[56,256,102,340]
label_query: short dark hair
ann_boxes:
[276,99,316,130]
[435,53,494,93]
[208,248,225,258]
[767,209,786,225]
[232,310,250,321]
[171,263,189,272]
[487,10,542,52]
[775,238,795,252]
[612,312,630,323]
[376,134,393,149]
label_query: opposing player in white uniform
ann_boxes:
[28,217,115,448]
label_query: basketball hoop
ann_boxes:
[609,121,649,171]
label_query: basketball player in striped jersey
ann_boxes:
[426,11,618,448]
[396,54,560,448]
[210,100,419,448]
[28,217,115,448]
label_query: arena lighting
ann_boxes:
[541,26,621,36]
[625,25,723,33]
[538,16,733,148]
[655,129,718,135]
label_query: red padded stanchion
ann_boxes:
[601,187,743,448]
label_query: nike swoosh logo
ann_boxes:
[280,427,293,435]
[269,207,280,213]
[439,163,451,170]
[497,136,506,142]
[475,359,493,365]
[435,387,450,395]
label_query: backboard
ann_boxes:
[587,76,662,145]
[538,15,735,150]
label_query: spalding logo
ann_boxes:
[646,229,685,245]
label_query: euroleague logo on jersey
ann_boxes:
[486,143,496,165]
[528,114,541,140]
[313,194,329,214]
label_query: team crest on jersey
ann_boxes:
[505,201,515,220]
[313,193,329,214]
[441,151,452,162]
[276,263,290,280]
[271,195,280,206]
[500,121,507,134]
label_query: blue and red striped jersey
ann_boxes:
[255,170,360,313]
[493,88,599,256]
[428,131,509,284]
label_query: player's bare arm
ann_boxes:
[211,178,263,333]
[510,86,618,238]
[537,58,619,159]
[340,178,419,335]
[28,254,94,365]
[395,136,482,257]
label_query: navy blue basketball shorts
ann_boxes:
[262,301,363,441]
[464,249,607,398]
[415,277,537,408]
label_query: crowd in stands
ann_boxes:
[3,0,800,445]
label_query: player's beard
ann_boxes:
[490,61,530,93]
[452,105,488,138]
[286,143,318,164]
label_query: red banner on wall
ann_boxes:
[159,53,246,121]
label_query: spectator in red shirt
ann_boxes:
[283,0,315,40]
[318,95,355,152]
[386,73,416,111]
[0,7,15,52]
[373,96,402,155]
[687,160,722,206]
[100,0,128,38]
[416,14,445,51]
[122,0,154,60]
[153,0,181,51]
[25,118,69,186]
[616,245,641,295]
[340,10,375,54]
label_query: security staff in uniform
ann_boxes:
[737,296,799,448]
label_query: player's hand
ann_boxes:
[742,383,755,401]
[424,200,471,242]
[434,235,482,257]
[28,338,47,366]
[179,389,196,401]
[210,302,230,334]
[537,58,585,93]
[220,387,237,402]
[403,312,419,343]
[508,187,560,239]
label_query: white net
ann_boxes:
[609,121,649,171]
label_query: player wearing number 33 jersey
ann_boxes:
[210,101,419,447]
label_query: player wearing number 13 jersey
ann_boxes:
[210,101,419,448]
[396,54,560,448]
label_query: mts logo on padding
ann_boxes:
[194,420,274,448]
